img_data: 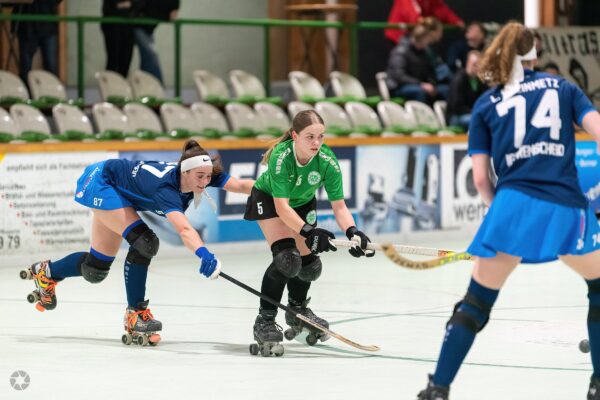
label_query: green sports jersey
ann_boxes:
[254,140,344,208]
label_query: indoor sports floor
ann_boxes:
[0,234,593,400]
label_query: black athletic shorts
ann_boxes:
[244,187,317,226]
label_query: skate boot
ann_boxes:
[122,300,162,346]
[588,375,600,400]
[250,309,284,357]
[417,374,449,400]
[20,260,58,312]
[284,297,330,346]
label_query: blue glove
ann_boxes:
[195,247,221,279]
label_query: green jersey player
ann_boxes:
[243,110,374,356]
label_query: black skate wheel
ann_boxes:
[306,334,318,346]
[284,329,296,341]
[137,335,148,346]
[122,334,133,345]
[580,339,590,353]
[27,292,38,303]
[149,341,158,347]
[273,344,284,357]
[249,343,259,356]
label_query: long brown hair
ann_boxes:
[260,110,324,165]
[179,139,223,175]
[478,22,535,86]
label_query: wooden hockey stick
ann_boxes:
[331,239,463,258]
[219,272,380,352]
[381,243,472,270]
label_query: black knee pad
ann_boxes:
[125,222,159,259]
[447,293,492,334]
[126,247,152,267]
[80,252,114,283]
[270,238,301,279]
[297,254,322,282]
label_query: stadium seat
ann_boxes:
[28,70,83,108]
[92,102,130,140]
[193,69,231,105]
[375,72,390,101]
[404,100,455,136]
[229,69,282,105]
[52,103,95,141]
[344,101,385,136]
[288,70,326,103]
[0,107,19,142]
[128,70,178,107]
[315,101,362,137]
[254,102,290,138]
[224,102,264,139]
[160,103,203,139]
[123,103,166,140]
[0,70,30,107]
[190,102,232,139]
[10,103,51,142]
[95,70,133,106]
[376,101,424,136]
[330,71,381,107]
[287,101,314,119]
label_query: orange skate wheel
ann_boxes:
[149,334,161,346]
[35,303,46,312]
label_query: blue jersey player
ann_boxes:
[20,139,254,346]
[418,23,600,399]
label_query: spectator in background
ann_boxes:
[385,22,448,104]
[132,0,180,84]
[384,0,464,47]
[101,0,134,77]
[421,17,452,86]
[446,50,486,130]
[15,0,62,83]
[542,61,561,76]
[446,21,486,72]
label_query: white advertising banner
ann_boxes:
[0,152,115,256]
[440,143,487,229]
[536,27,600,106]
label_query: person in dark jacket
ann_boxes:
[101,0,135,77]
[15,0,62,83]
[385,22,446,104]
[446,50,486,130]
[132,0,180,83]
[446,21,486,73]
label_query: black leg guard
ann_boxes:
[447,293,492,334]
[126,247,152,267]
[80,252,114,283]
[260,239,301,312]
[125,222,159,259]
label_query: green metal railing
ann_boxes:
[0,14,447,98]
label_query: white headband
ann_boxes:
[502,44,537,100]
[180,155,213,172]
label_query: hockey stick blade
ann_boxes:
[219,272,380,352]
[381,243,473,270]
[331,239,460,257]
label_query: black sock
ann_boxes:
[260,264,288,312]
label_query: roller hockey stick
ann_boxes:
[219,272,380,352]
[331,239,462,258]
[381,243,472,270]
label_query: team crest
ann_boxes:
[306,210,317,225]
[308,171,321,185]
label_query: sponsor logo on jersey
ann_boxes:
[76,166,100,198]
[306,210,316,225]
[308,171,321,185]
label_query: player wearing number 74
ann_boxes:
[417,22,600,400]
[19,139,254,346]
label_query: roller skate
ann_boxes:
[284,297,330,346]
[122,300,162,346]
[416,374,449,400]
[588,375,600,400]
[249,309,284,357]
[19,260,57,312]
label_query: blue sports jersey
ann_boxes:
[468,69,596,208]
[101,159,230,216]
